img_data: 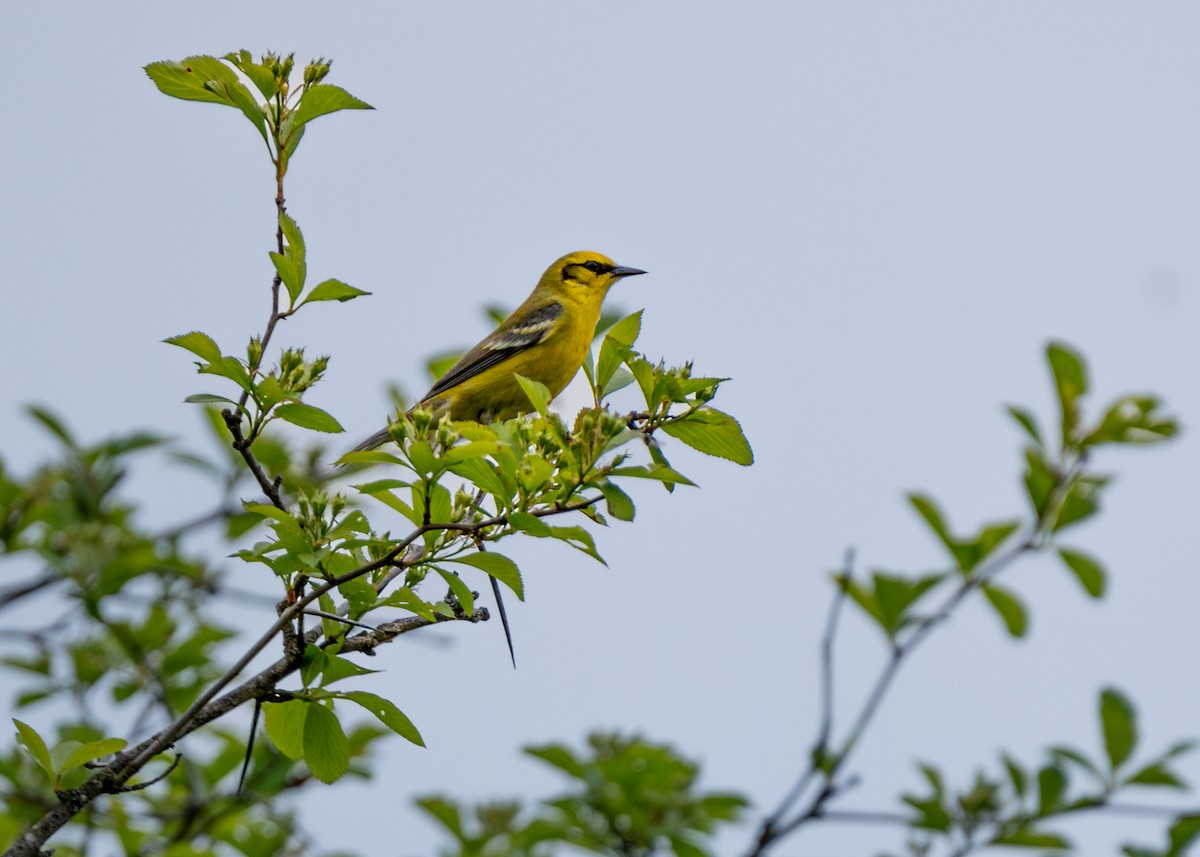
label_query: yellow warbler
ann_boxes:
[351,250,645,452]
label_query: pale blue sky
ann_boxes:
[3,3,1199,854]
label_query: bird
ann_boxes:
[346,251,645,669]
[350,250,646,452]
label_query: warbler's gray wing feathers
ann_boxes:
[349,425,394,454]
[423,302,562,400]
[345,301,564,456]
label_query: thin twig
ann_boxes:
[234,157,287,415]
[222,410,284,509]
[302,609,376,633]
[236,702,260,797]
[756,550,852,846]
[156,506,236,541]
[745,464,1083,857]
[0,574,59,612]
[115,754,183,794]
[489,575,515,668]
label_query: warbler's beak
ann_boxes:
[611,266,647,278]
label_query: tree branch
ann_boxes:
[222,409,284,509]
[745,479,1080,857]
[5,496,599,857]
[0,574,59,613]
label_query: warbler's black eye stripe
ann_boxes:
[565,261,614,281]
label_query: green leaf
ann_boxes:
[525,743,586,778]
[60,738,127,774]
[442,440,505,465]
[908,493,1019,574]
[1006,404,1044,446]
[25,406,76,447]
[1083,394,1179,446]
[280,210,305,260]
[445,552,524,600]
[320,652,379,686]
[1024,448,1057,520]
[164,331,223,363]
[1100,687,1137,771]
[1047,342,1088,447]
[594,311,642,393]
[1048,745,1105,787]
[275,403,345,433]
[1126,762,1186,789]
[448,458,509,499]
[377,587,435,620]
[509,511,552,536]
[600,482,635,521]
[603,366,637,398]
[218,76,269,143]
[270,250,304,306]
[263,700,308,759]
[340,691,424,746]
[145,57,267,141]
[872,572,944,635]
[547,524,605,564]
[628,356,660,409]
[1057,547,1106,598]
[291,84,373,128]
[1052,477,1102,532]
[908,492,951,544]
[605,310,643,347]
[427,349,464,382]
[303,278,371,304]
[435,569,475,615]
[982,582,1028,637]
[144,56,240,105]
[1166,815,1200,856]
[49,741,82,778]
[992,828,1070,848]
[183,393,237,405]
[338,577,377,615]
[903,795,952,831]
[514,375,551,417]
[13,720,54,776]
[222,50,279,99]
[302,703,350,783]
[198,356,254,393]
[609,464,697,486]
[277,214,307,304]
[416,797,464,837]
[242,503,301,533]
[661,408,753,465]
[1036,765,1066,814]
[1002,752,1027,799]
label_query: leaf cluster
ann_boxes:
[418,733,746,857]
[840,342,1176,647]
[891,688,1196,855]
[0,412,357,856]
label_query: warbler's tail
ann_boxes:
[342,426,392,461]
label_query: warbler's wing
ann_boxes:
[423,301,563,400]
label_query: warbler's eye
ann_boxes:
[583,260,604,273]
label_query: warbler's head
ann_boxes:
[548,251,646,297]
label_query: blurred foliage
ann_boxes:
[417,734,746,857]
[887,688,1196,855]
